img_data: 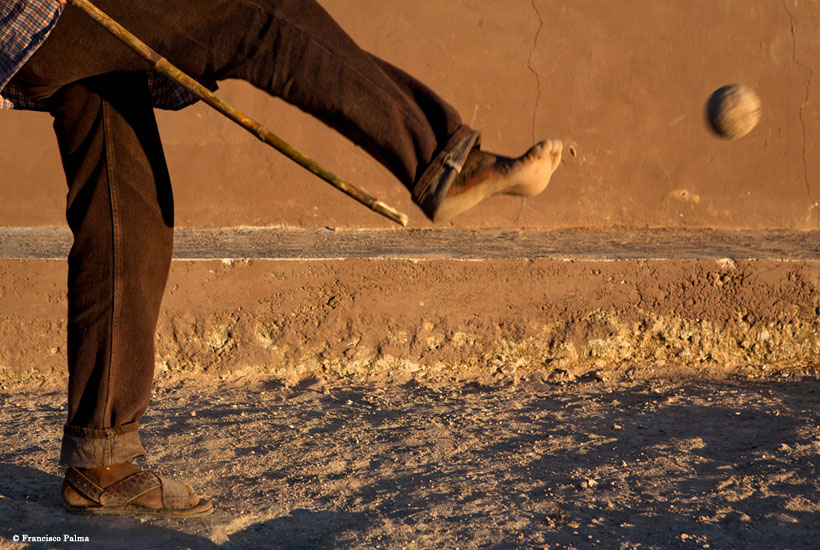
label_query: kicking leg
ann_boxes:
[22,0,559,220]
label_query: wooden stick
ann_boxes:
[67,0,409,227]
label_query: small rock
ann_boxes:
[580,478,598,490]
[716,258,737,270]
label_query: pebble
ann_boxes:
[580,478,598,489]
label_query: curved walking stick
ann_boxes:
[67,0,409,227]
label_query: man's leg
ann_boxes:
[19,0,560,219]
[54,74,171,465]
[44,73,209,515]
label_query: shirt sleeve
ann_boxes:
[0,0,64,109]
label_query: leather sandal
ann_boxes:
[62,466,213,518]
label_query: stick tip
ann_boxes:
[372,200,409,227]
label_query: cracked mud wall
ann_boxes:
[2,0,819,230]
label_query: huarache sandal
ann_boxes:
[62,466,213,518]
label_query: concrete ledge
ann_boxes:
[1,227,819,260]
[1,230,818,384]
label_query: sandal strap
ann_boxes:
[99,471,160,507]
[64,467,105,503]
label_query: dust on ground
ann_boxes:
[1,372,818,550]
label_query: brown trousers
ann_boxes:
[12,0,477,466]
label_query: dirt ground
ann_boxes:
[2,252,819,549]
[0,370,818,550]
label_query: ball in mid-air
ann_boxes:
[706,84,762,140]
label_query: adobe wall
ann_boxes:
[1,0,818,230]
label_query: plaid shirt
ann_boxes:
[1,0,199,111]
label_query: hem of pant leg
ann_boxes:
[412,126,481,220]
[59,421,146,467]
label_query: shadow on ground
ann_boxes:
[1,378,818,549]
[0,464,370,549]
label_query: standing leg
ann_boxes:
[45,73,210,515]
[51,73,173,467]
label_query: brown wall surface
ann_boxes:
[2,0,819,230]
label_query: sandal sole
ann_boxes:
[64,497,214,518]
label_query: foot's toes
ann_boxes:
[524,140,546,160]
[502,138,563,197]
[532,138,563,172]
[522,139,563,172]
[185,483,201,507]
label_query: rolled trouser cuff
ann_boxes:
[412,126,481,220]
[59,422,146,467]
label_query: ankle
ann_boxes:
[445,149,496,197]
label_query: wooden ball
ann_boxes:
[707,84,762,140]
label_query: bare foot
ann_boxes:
[433,139,563,221]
